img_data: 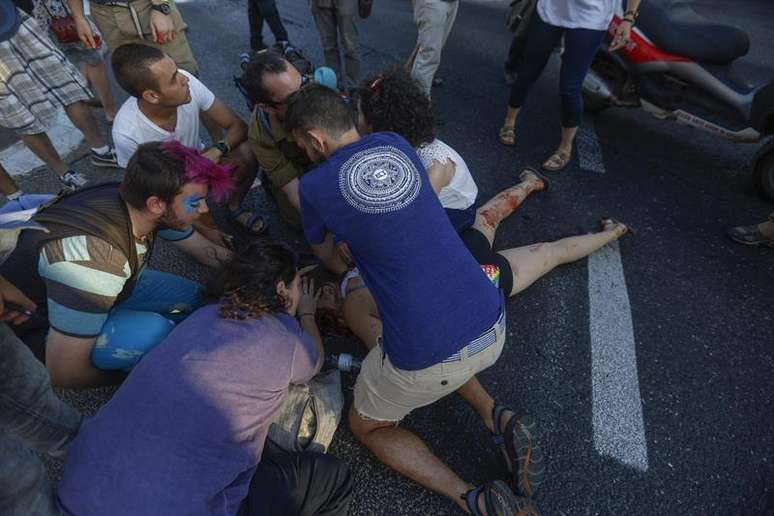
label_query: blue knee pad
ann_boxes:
[0,194,54,215]
[91,310,175,371]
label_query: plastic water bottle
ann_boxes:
[326,353,362,373]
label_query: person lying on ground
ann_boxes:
[111,43,266,235]
[0,140,233,389]
[342,69,631,350]
[286,84,542,515]
[57,239,353,516]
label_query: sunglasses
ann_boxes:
[234,72,353,112]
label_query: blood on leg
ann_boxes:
[473,177,542,246]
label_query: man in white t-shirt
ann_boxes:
[111,43,266,235]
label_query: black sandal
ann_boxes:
[599,217,634,236]
[463,480,539,516]
[491,405,545,497]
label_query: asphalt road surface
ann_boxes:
[3,0,773,514]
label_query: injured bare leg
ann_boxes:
[473,168,546,246]
[500,218,629,296]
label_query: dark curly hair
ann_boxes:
[206,239,298,320]
[358,69,435,148]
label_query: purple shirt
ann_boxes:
[57,305,318,516]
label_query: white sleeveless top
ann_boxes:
[416,139,478,210]
[537,0,618,31]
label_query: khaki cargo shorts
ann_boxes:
[354,305,507,422]
[90,0,199,75]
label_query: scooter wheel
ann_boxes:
[752,140,774,202]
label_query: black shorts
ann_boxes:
[460,228,514,296]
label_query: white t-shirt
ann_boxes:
[416,139,478,210]
[112,70,216,167]
[537,0,617,31]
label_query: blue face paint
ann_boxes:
[184,195,205,214]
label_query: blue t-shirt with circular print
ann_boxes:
[299,131,501,371]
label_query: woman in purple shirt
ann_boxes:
[57,240,352,516]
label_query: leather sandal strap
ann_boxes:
[543,150,571,170]
[491,404,511,445]
[463,486,485,516]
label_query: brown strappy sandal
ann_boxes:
[498,125,516,146]
[542,149,572,171]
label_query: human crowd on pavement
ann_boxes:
[0,0,769,515]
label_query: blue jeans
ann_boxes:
[90,269,203,371]
[508,13,606,127]
[0,324,82,516]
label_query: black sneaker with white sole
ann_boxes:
[59,170,89,190]
[90,147,118,168]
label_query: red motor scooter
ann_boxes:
[582,0,774,201]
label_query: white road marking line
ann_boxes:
[588,241,649,471]
[578,118,606,174]
[0,110,84,177]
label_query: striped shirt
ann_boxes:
[39,227,192,338]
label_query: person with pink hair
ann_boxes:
[0,140,234,388]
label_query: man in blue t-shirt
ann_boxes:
[287,85,542,514]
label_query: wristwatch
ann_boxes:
[151,2,172,15]
[623,8,639,25]
[214,140,231,156]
